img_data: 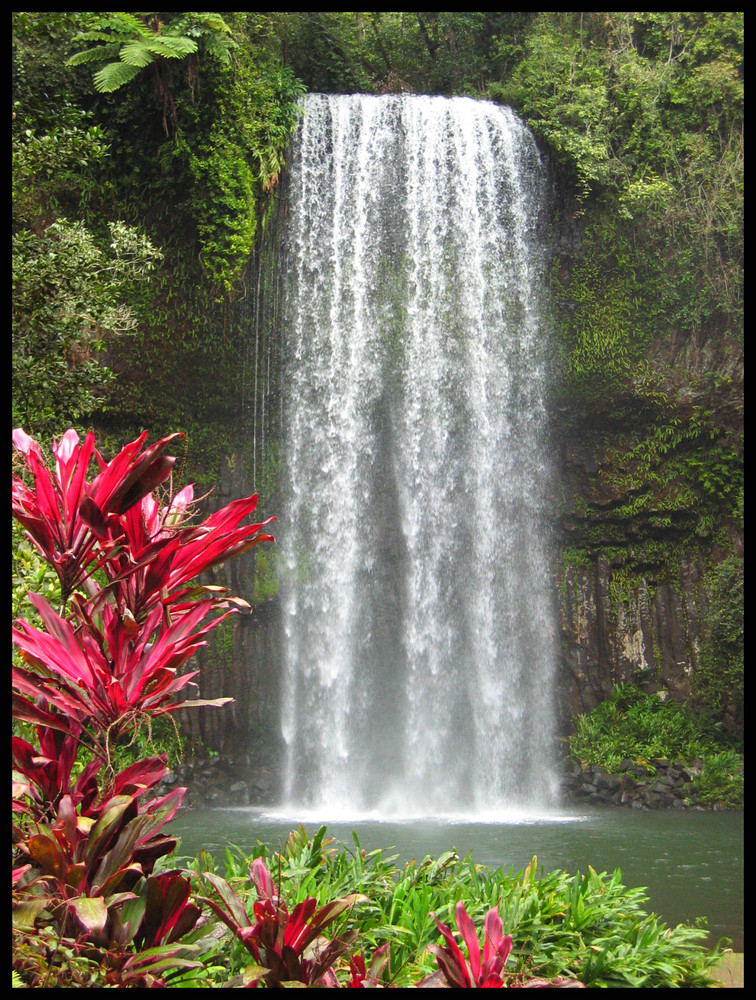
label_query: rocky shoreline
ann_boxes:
[560,757,719,810]
[160,755,725,812]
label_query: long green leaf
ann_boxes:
[68,895,108,935]
[66,44,120,67]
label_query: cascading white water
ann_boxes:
[277,93,558,818]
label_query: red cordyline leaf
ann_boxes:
[421,904,585,989]
[13,593,234,742]
[13,427,180,602]
[251,855,277,902]
[347,942,391,987]
[12,721,101,820]
[89,431,180,515]
[97,488,276,623]
[481,906,512,978]
[135,872,202,948]
[201,859,367,987]
[423,903,513,989]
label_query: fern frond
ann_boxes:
[202,34,237,64]
[93,61,142,94]
[66,44,121,67]
[144,36,198,59]
[119,41,155,68]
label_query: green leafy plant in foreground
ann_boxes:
[188,827,724,989]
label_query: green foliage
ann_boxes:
[502,13,743,331]
[554,219,659,411]
[569,684,718,772]
[267,12,535,96]
[12,214,161,438]
[108,712,185,776]
[577,410,744,543]
[569,683,743,807]
[186,828,722,988]
[66,12,235,101]
[694,556,744,738]
[12,520,61,625]
[252,545,280,603]
[12,98,163,438]
[13,12,305,492]
[12,926,107,988]
[187,58,304,293]
[493,16,614,199]
[693,751,744,809]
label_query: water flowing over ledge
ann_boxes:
[276,93,557,816]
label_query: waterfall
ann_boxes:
[276,93,558,818]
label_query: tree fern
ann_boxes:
[66,12,228,97]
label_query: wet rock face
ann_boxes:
[552,344,742,732]
[547,163,743,735]
[160,755,277,810]
[556,553,708,724]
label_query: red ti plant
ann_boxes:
[12,426,275,622]
[419,902,585,989]
[200,857,368,987]
[12,591,241,762]
[419,901,515,988]
[12,426,275,987]
[12,426,275,767]
[12,427,182,608]
[345,942,392,988]
[12,756,204,987]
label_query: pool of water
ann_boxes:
[168,804,743,951]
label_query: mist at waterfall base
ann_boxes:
[274,93,559,821]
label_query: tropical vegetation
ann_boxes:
[569,683,744,808]
[11,426,274,986]
[11,429,729,986]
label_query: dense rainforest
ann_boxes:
[13,12,742,771]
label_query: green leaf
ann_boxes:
[242,964,271,986]
[66,44,120,67]
[27,834,67,880]
[93,61,142,94]
[68,895,109,935]
[118,41,154,68]
[144,35,198,60]
[12,898,49,930]
[84,795,135,869]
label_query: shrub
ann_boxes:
[186,827,723,988]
